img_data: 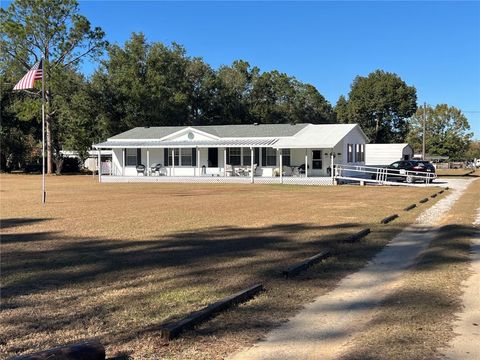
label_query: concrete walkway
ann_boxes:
[230,180,473,360]
[442,204,480,360]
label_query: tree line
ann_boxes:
[1,0,477,173]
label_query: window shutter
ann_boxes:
[226,148,230,164]
[261,148,266,167]
[254,148,260,165]
[137,148,142,165]
[192,148,197,166]
[164,148,169,166]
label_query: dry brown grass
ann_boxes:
[0,174,439,359]
[436,168,475,177]
[340,179,480,360]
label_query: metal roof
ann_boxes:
[95,123,368,149]
[95,138,279,149]
[109,123,309,140]
[365,143,412,150]
[275,123,362,148]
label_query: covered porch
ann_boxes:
[94,141,337,185]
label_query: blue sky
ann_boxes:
[6,1,480,138]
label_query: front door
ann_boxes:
[208,148,218,167]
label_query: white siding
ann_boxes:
[338,126,367,165]
[365,144,413,166]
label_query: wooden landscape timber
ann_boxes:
[404,203,417,211]
[381,214,399,224]
[431,193,438,198]
[159,284,264,340]
[419,198,429,203]
[282,249,332,278]
[344,228,371,243]
[10,340,105,360]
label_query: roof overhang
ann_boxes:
[273,139,338,149]
[94,138,279,149]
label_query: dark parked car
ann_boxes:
[387,160,436,183]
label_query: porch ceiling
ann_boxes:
[94,138,279,149]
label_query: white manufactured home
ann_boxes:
[93,123,368,185]
[365,143,414,167]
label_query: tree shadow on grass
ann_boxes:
[1,222,360,299]
[3,221,475,359]
[0,218,52,230]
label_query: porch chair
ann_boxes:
[246,164,258,177]
[150,163,163,176]
[225,164,234,176]
[136,164,146,176]
[282,166,293,176]
[235,167,247,176]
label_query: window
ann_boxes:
[262,148,277,166]
[126,148,139,166]
[281,149,291,166]
[354,144,365,162]
[227,148,241,165]
[242,148,260,166]
[359,144,365,162]
[347,144,354,163]
[167,148,179,166]
[243,148,251,166]
[165,148,196,166]
[312,150,322,169]
[181,148,193,166]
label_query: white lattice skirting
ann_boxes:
[100,175,334,186]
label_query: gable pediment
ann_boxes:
[160,127,220,142]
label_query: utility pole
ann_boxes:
[422,102,426,160]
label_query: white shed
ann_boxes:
[365,143,414,166]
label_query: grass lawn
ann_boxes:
[436,168,475,176]
[0,175,441,359]
[340,178,479,360]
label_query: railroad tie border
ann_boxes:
[9,340,105,360]
[381,214,399,224]
[159,284,264,340]
[282,249,331,278]
[344,228,371,243]
[419,198,429,203]
[404,203,417,211]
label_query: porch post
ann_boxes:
[331,150,334,182]
[305,149,308,177]
[122,148,125,176]
[279,149,283,184]
[146,148,150,176]
[250,147,254,183]
[97,148,101,182]
[224,147,227,177]
[197,147,200,176]
[171,148,175,177]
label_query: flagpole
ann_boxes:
[41,58,46,204]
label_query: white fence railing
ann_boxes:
[100,175,334,186]
[334,164,436,185]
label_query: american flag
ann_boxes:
[13,59,43,91]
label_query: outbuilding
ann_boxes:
[365,143,414,167]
